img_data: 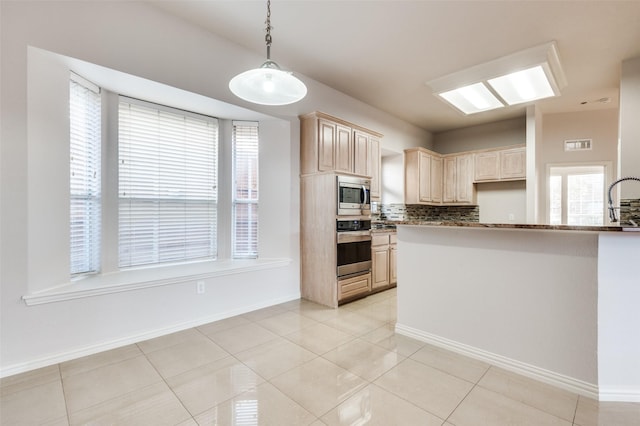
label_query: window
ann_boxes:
[118,98,218,268]
[549,165,605,225]
[70,74,101,275]
[232,121,259,258]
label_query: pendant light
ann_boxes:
[229,0,307,106]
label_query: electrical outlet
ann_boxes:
[508,213,515,221]
[196,281,205,294]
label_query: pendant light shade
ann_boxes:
[229,0,307,106]
[229,60,307,106]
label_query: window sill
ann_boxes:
[22,258,292,306]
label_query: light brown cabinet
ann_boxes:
[405,148,443,205]
[474,146,526,182]
[443,153,475,204]
[335,123,353,173]
[500,147,526,180]
[371,231,397,291]
[369,136,381,201]
[389,243,397,284]
[430,155,443,203]
[300,112,382,184]
[300,112,384,308]
[338,272,371,301]
[353,130,369,177]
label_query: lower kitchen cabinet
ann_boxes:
[338,272,371,302]
[371,231,397,292]
[389,234,397,284]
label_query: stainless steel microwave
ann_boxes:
[337,175,371,216]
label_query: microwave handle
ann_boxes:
[361,185,368,205]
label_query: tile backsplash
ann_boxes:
[374,203,479,222]
[620,198,640,226]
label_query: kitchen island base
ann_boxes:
[395,224,640,402]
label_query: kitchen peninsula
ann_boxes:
[394,222,640,402]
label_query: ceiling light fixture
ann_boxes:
[439,82,504,115]
[229,0,307,106]
[427,42,566,115]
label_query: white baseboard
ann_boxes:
[395,323,600,400]
[1,293,300,378]
[597,387,640,402]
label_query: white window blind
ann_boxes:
[70,74,102,275]
[232,121,259,258]
[118,98,218,268]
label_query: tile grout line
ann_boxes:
[136,341,197,424]
[441,363,493,425]
[57,363,72,425]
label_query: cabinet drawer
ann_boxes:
[372,234,390,246]
[389,233,397,244]
[338,273,371,301]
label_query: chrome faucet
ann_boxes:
[607,176,640,223]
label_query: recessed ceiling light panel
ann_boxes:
[438,83,504,115]
[427,41,566,114]
[487,65,556,105]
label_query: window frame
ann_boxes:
[231,121,259,259]
[546,162,612,226]
[117,96,220,269]
[69,73,102,276]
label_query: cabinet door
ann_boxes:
[338,273,371,301]
[500,147,526,179]
[389,245,397,285]
[353,131,369,177]
[443,156,456,203]
[455,154,474,203]
[474,151,500,181]
[372,246,390,289]
[369,136,381,200]
[418,151,432,202]
[430,156,443,203]
[318,119,336,171]
[335,124,353,173]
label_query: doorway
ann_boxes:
[547,164,610,225]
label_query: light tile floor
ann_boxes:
[2,288,640,425]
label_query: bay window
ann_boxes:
[118,98,219,268]
[69,74,101,275]
[232,121,259,258]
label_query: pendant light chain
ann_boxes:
[265,0,272,60]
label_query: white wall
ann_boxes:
[381,154,404,204]
[598,232,640,401]
[619,57,640,196]
[396,226,599,393]
[476,181,527,223]
[0,1,431,375]
[538,109,619,223]
[433,117,526,154]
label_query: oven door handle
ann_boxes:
[337,232,371,244]
[361,185,369,206]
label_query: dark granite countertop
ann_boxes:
[375,220,638,232]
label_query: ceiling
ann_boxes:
[150,1,640,133]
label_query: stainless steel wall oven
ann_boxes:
[336,220,371,278]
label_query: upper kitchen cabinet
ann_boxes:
[300,112,382,199]
[404,147,443,205]
[500,147,526,179]
[443,153,476,204]
[474,145,526,182]
[369,136,381,200]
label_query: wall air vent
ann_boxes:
[564,139,592,151]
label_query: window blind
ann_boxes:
[70,75,102,275]
[232,121,259,258]
[118,98,218,268]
